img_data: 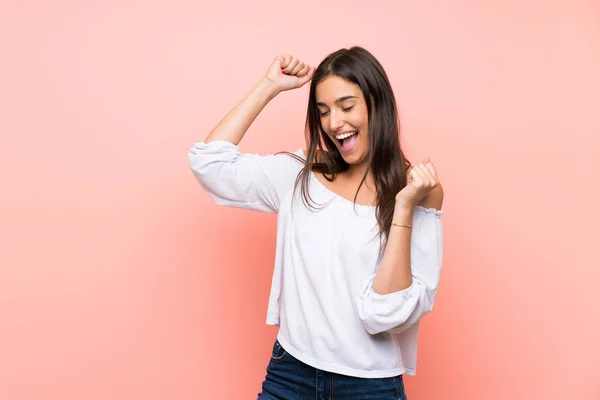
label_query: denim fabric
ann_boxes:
[257,340,408,400]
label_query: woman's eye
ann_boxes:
[318,106,352,116]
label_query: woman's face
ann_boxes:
[315,75,370,168]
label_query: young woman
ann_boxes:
[189,47,444,399]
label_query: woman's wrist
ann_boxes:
[258,77,282,99]
[394,199,416,213]
[392,201,415,227]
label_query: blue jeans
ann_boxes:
[257,339,408,400]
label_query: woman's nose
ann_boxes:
[329,111,345,131]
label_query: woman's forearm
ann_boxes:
[371,203,415,295]
[204,78,280,145]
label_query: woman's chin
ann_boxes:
[341,151,367,166]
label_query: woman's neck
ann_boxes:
[342,162,376,190]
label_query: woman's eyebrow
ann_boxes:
[316,96,358,107]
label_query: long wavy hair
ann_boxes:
[287,46,412,255]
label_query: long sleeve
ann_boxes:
[357,206,444,335]
[188,140,305,213]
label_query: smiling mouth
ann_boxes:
[335,131,359,152]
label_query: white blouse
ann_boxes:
[189,140,444,378]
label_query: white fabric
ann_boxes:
[189,140,444,378]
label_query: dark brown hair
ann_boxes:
[287,46,411,255]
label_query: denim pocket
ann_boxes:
[270,339,288,362]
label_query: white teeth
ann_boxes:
[335,131,357,140]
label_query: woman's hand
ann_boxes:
[395,158,440,209]
[263,54,315,93]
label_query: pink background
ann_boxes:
[1,1,599,399]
